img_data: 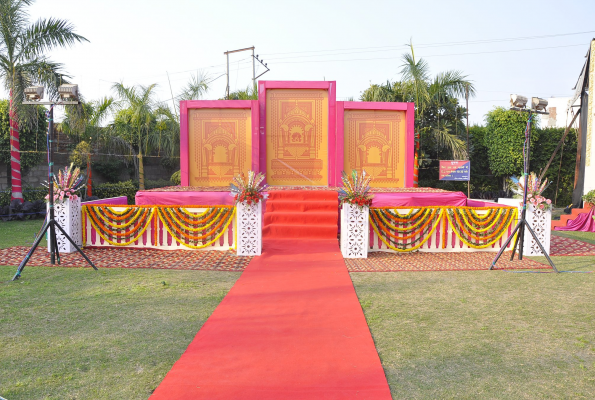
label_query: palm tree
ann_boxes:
[58,97,115,195]
[0,0,88,201]
[112,83,163,190]
[360,43,476,160]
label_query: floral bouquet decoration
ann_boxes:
[230,171,268,205]
[339,170,374,208]
[43,163,86,203]
[511,172,552,211]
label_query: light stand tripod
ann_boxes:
[490,107,558,272]
[12,101,97,281]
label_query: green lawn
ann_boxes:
[1,221,594,399]
[351,255,595,399]
[0,218,47,249]
[0,265,240,399]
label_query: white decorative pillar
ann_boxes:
[522,204,552,256]
[236,201,262,256]
[48,197,82,253]
[341,203,369,258]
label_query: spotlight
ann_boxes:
[531,97,548,112]
[58,84,79,101]
[24,86,44,101]
[510,94,528,108]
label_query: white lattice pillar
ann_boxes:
[341,203,369,258]
[48,197,82,253]
[522,204,551,256]
[236,202,262,256]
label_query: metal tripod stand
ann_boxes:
[12,103,97,281]
[490,108,558,272]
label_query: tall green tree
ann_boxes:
[112,83,161,190]
[361,44,475,161]
[0,0,87,201]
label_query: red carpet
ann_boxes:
[150,192,391,399]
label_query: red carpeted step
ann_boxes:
[267,190,338,201]
[262,190,340,240]
[263,223,338,239]
[266,200,338,213]
[264,211,337,226]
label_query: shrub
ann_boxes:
[93,181,137,204]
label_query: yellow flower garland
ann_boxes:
[370,208,444,252]
[373,208,432,232]
[445,208,517,249]
[158,207,225,232]
[158,208,236,249]
[84,207,157,246]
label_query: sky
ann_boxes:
[7,0,595,125]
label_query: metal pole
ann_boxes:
[518,112,532,260]
[48,106,56,264]
[466,84,470,198]
[226,52,230,99]
[252,48,256,87]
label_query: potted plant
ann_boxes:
[339,170,374,258]
[582,189,595,209]
[230,171,267,256]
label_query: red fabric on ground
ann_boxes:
[150,239,391,399]
[150,191,391,399]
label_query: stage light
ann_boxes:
[24,86,44,101]
[510,94,528,108]
[58,84,79,101]
[531,97,548,112]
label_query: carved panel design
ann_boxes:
[188,108,252,186]
[48,197,82,253]
[236,201,262,256]
[523,205,551,256]
[266,89,328,185]
[341,203,369,258]
[344,110,407,187]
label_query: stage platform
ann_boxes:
[136,186,497,208]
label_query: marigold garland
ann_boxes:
[369,206,517,252]
[82,205,235,249]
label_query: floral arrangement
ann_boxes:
[43,163,86,203]
[230,171,268,205]
[339,170,374,208]
[511,172,552,211]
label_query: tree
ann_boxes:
[111,83,161,190]
[58,97,115,194]
[484,107,538,179]
[0,0,87,201]
[360,44,475,161]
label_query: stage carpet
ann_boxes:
[149,191,391,399]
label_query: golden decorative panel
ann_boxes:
[343,110,407,188]
[188,108,251,186]
[266,89,328,186]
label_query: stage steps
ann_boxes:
[263,191,339,240]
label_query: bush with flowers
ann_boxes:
[42,163,86,203]
[230,171,268,206]
[511,172,552,211]
[339,170,374,208]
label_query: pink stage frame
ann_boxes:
[258,81,337,185]
[179,100,259,186]
[337,101,415,188]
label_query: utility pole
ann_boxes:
[466,84,470,198]
[224,46,255,99]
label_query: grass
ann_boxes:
[1,221,595,398]
[0,218,47,249]
[0,266,240,399]
[351,254,595,399]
